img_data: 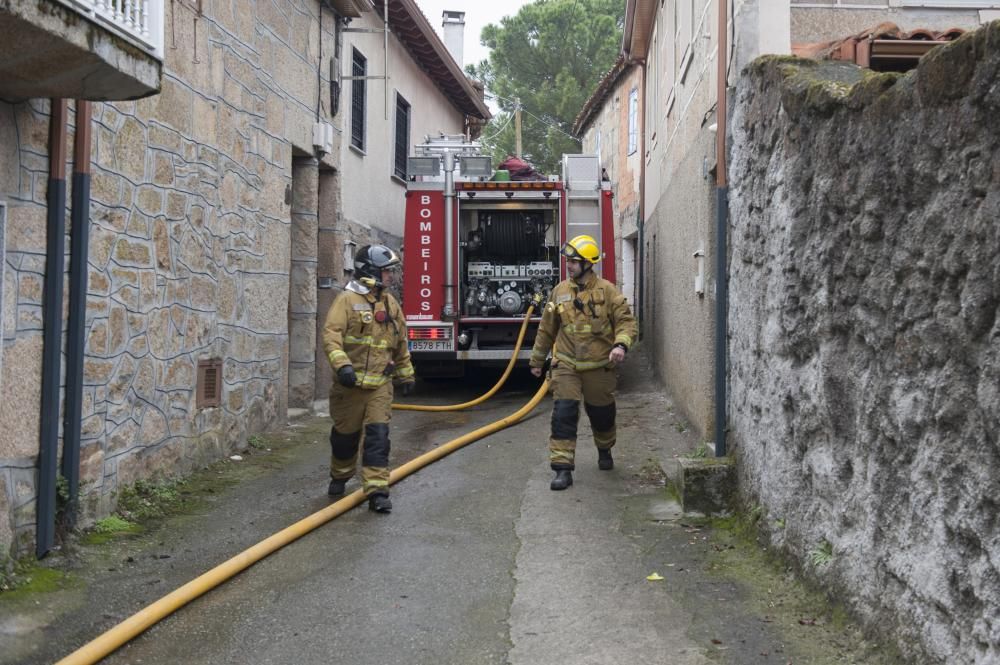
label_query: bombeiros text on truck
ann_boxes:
[402,135,614,376]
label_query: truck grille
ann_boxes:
[408,327,452,340]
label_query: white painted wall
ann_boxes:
[621,236,636,307]
[735,0,791,73]
[339,10,466,240]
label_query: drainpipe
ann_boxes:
[714,0,729,457]
[61,100,92,528]
[383,0,389,119]
[37,99,68,558]
[637,60,646,336]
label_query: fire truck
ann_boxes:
[401,135,615,376]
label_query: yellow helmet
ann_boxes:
[561,234,601,264]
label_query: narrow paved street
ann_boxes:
[3,354,898,664]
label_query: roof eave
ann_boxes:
[624,0,657,61]
[389,0,491,120]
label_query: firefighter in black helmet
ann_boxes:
[529,235,637,491]
[321,244,415,512]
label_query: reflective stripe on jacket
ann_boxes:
[529,271,637,371]
[322,286,414,389]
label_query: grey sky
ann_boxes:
[413,0,533,71]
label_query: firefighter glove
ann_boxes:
[337,365,358,387]
[399,381,415,397]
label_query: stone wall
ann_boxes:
[0,0,340,559]
[1,99,65,556]
[728,24,1000,664]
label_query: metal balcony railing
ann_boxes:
[53,0,164,60]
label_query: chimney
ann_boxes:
[442,10,465,67]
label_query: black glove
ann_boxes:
[337,365,357,387]
[399,381,415,397]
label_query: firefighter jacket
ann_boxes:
[530,271,637,372]
[322,282,415,389]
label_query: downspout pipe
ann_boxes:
[637,59,646,336]
[714,0,729,457]
[383,0,389,119]
[61,101,92,528]
[37,99,69,558]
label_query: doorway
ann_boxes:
[621,235,637,308]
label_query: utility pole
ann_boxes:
[514,100,522,158]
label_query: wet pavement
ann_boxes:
[0,350,901,664]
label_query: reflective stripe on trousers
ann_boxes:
[548,364,617,469]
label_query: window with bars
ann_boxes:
[351,48,367,151]
[394,93,411,179]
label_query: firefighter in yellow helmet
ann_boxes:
[529,235,638,490]
[321,244,415,512]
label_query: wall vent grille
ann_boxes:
[197,358,222,408]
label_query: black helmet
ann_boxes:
[354,244,401,288]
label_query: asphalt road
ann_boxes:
[3,355,901,665]
[101,368,711,665]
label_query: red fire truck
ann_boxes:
[401,135,615,376]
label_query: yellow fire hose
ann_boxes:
[392,301,539,412]
[56,376,552,665]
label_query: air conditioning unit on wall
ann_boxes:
[313,122,334,157]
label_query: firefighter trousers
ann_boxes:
[328,381,393,496]
[548,364,617,470]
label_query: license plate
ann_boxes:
[409,340,452,351]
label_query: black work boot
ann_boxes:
[327,478,347,497]
[598,448,614,471]
[368,493,392,513]
[550,469,573,491]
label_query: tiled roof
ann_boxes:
[376,0,491,120]
[793,22,966,71]
[573,54,632,137]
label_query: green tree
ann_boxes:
[467,0,624,175]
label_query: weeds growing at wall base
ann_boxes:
[116,478,186,522]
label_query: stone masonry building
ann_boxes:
[0,0,487,561]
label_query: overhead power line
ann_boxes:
[483,93,582,143]
[480,111,516,142]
